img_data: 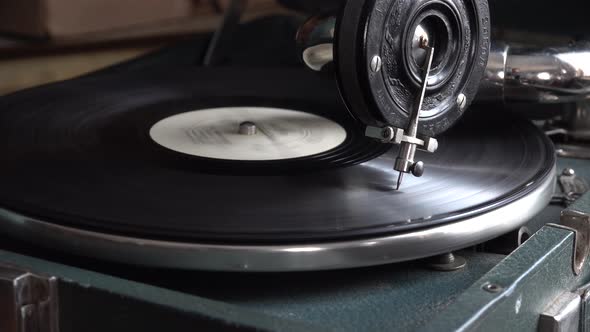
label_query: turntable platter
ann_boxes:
[0,68,555,271]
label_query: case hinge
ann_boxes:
[0,264,59,332]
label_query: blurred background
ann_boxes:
[0,0,586,96]
[0,0,291,95]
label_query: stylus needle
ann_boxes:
[396,172,404,191]
[395,37,434,191]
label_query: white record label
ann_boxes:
[149,107,348,161]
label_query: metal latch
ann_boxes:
[554,211,590,276]
[550,191,590,276]
[539,292,582,332]
[0,264,59,332]
[552,168,590,206]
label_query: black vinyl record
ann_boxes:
[0,68,554,245]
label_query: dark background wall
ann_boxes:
[279,0,589,38]
[489,0,589,37]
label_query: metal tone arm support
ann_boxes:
[479,42,590,103]
[299,17,590,104]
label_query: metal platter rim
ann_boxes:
[0,165,556,272]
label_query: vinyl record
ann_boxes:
[0,68,555,271]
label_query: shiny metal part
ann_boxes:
[482,283,503,294]
[411,24,430,67]
[370,55,382,73]
[563,168,576,177]
[559,169,589,198]
[366,94,440,189]
[394,39,435,190]
[302,44,333,72]
[427,253,467,272]
[480,41,590,103]
[457,93,467,110]
[557,193,590,275]
[552,168,590,207]
[0,265,59,332]
[239,121,257,136]
[555,190,590,275]
[297,15,336,72]
[365,126,439,154]
[477,42,509,102]
[0,165,555,272]
[539,292,581,332]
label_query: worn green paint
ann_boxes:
[0,250,313,332]
[423,171,590,331]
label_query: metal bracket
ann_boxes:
[365,126,439,153]
[0,264,59,332]
[539,292,582,332]
[549,212,590,277]
[552,168,590,206]
[551,191,590,276]
[366,124,438,189]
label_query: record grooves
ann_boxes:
[0,68,555,249]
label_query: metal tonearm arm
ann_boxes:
[479,42,590,104]
[365,37,438,190]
